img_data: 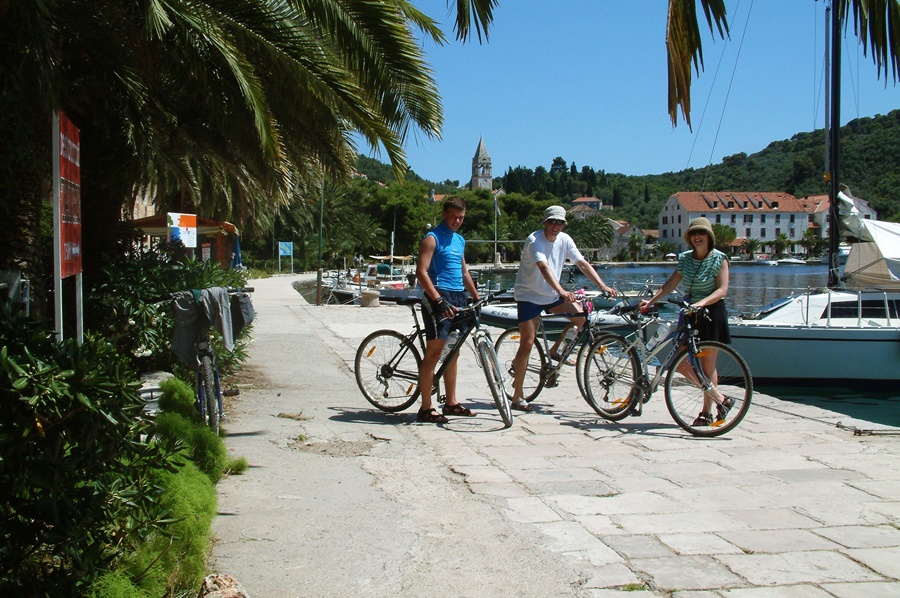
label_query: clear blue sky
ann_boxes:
[369,1,899,185]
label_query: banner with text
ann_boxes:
[59,113,82,278]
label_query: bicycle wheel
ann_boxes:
[664,341,752,437]
[355,330,421,412]
[477,335,513,428]
[199,354,220,434]
[583,334,642,421]
[494,327,547,403]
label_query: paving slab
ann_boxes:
[209,275,900,596]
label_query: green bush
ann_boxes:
[0,303,180,594]
[158,377,196,421]
[155,377,228,483]
[119,463,216,596]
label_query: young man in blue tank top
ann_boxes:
[415,197,481,424]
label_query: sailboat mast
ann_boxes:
[827,0,842,288]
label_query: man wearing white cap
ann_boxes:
[510,206,617,411]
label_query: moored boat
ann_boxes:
[728,191,900,386]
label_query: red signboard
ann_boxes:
[59,113,82,278]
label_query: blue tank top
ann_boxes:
[425,222,465,291]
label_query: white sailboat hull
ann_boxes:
[729,320,900,384]
[729,288,900,385]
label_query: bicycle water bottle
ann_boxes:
[441,330,460,361]
[647,321,672,350]
[558,327,577,355]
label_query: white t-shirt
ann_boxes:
[514,230,584,304]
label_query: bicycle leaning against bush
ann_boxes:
[170,286,255,434]
[582,298,752,437]
[354,292,513,428]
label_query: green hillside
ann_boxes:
[358,109,900,228]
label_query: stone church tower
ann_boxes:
[470,137,492,191]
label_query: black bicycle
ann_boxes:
[354,292,513,427]
[170,286,254,434]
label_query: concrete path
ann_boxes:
[210,274,900,597]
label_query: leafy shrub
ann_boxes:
[0,303,180,594]
[89,236,250,377]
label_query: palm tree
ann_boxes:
[565,215,616,260]
[628,232,645,261]
[741,238,762,260]
[657,241,677,258]
[2,0,449,314]
[798,229,821,257]
[772,233,792,258]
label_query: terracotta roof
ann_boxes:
[670,191,805,212]
[797,194,830,214]
[573,196,601,204]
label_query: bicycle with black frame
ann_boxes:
[169,286,254,434]
[354,291,513,427]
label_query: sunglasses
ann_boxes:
[546,219,566,226]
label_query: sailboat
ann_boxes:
[727,3,900,386]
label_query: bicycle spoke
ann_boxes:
[664,341,752,437]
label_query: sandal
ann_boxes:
[510,399,532,412]
[442,403,476,417]
[417,408,449,424]
[550,352,577,366]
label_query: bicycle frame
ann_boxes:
[398,298,494,400]
[612,301,713,406]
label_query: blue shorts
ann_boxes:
[422,289,472,341]
[516,298,565,323]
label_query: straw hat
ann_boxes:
[684,217,716,245]
[542,205,567,223]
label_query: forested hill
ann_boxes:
[358,109,900,228]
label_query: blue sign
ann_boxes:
[279,241,293,257]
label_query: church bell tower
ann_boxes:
[470,137,492,191]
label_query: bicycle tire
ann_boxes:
[477,335,513,428]
[574,333,597,402]
[199,354,220,434]
[664,341,752,437]
[494,327,547,403]
[355,329,422,412]
[582,334,642,421]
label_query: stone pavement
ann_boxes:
[211,274,900,597]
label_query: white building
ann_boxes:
[659,191,810,253]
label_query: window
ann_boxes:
[775,214,781,223]
[745,228,751,237]
[678,215,682,223]
[790,214,796,223]
[775,228,781,237]
[663,216,668,224]
[790,228,795,237]
[715,214,721,223]
[761,214,766,223]
[743,214,753,223]
[662,230,667,238]
[731,214,737,224]
[760,229,766,238]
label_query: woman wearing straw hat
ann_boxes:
[638,217,732,426]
